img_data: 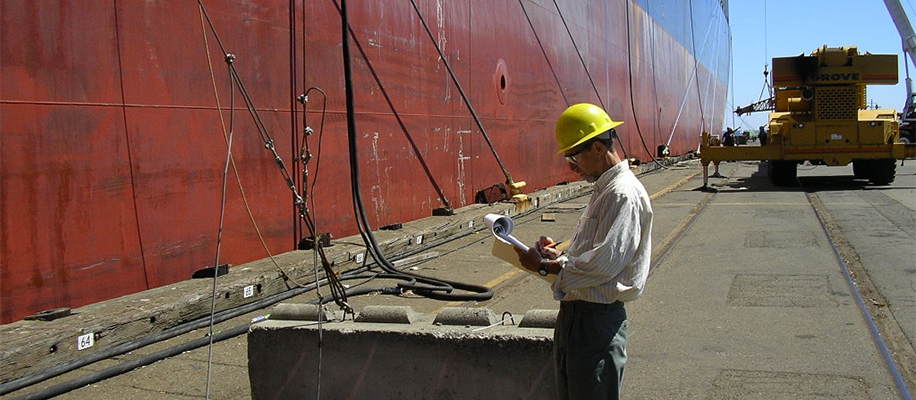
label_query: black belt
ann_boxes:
[559,300,623,311]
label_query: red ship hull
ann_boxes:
[0,0,730,323]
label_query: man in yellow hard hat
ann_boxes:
[517,103,654,400]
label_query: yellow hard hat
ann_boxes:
[555,103,623,154]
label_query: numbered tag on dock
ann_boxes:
[77,333,94,350]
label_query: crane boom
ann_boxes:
[884,0,916,113]
[885,0,916,63]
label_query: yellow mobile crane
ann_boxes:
[702,45,916,186]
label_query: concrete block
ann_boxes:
[355,305,417,324]
[248,316,556,399]
[519,309,559,328]
[269,303,336,321]
[433,307,498,326]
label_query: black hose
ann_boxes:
[8,265,473,399]
[339,0,493,302]
[2,2,487,397]
[0,279,321,396]
[324,2,454,211]
[318,285,404,303]
[0,265,399,397]
[9,323,251,400]
[4,168,599,398]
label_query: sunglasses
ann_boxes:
[563,141,593,164]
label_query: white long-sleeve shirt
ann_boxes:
[552,160,653,303]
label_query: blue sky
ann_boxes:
[726,0,916,131]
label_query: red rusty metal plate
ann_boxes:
[0,103,148,322]
[0,0,730,322]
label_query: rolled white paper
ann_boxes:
[483,213,529,252]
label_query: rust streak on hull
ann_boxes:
[0,0,730,323]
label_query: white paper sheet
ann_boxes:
[483,213,529,252]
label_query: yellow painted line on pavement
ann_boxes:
[487,269,525,288]
[650,169,700,200]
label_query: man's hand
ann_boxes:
[514,246,542,272]
[535,236,560,260]
[515,236,563,273]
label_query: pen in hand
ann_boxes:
[538,241,561,258]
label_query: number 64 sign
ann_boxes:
[77,333,94,350]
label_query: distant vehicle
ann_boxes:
[900,121,915,143]
[706,46,915,187]
[735,131,748,145]
[899,94,916,143]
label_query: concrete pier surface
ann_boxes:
[3,157,914,399]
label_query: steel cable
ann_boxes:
[328,9,455,210]
[518,0,570,107]
[204,51,235,400]
[551,0,630,159]
[198,0,351,312]
[623,0,670,168]
[340,0,493,302]
[406,0,516,187]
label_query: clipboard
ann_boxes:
[490,238,556,283]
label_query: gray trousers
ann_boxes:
[555,300,629,400]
